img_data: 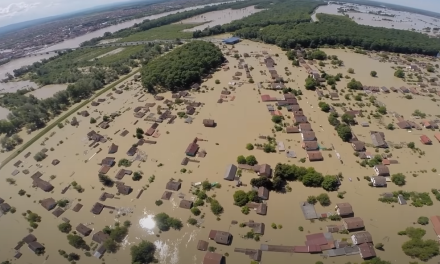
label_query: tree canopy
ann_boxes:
[141,41,224,92]
[391,173,406,186]
[130,240,156,264]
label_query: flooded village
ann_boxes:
[1,35,440,264]
[1,2,440,264]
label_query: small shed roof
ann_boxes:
[179,200,193,209]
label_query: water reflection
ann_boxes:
[139,214,156,232]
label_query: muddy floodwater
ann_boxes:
[312,3,440,36]
[1,38,440,264]
[179,6,263,31]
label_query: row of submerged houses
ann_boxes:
[364,84,440,96]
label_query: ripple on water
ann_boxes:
[139,214,156,235]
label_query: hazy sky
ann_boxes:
[0,0,439,27]
[0,0,134,26]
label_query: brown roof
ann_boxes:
[40,198,56,211]
[371,176,387,186]
[99,165,111,174]
[307,151,323,161]
[301,131,316,141]
[303,141,319,151]
[72,203,83,212]
[0,197,3,204]
[375,165,390,176]
[343,217,365,230]
[52,207,65,217]
[352,141,365,151]
[117,183,132,195]
[257,203,267,215]
[127,146,138,156]
[101,157,115,166]
[203,119,215,127]
[108,143,118,154]
[28,241,44,253]
[359,243,376,259]
[299,123,312,131]
[197,240,209,251]
[185,142,199,156]
[179,200,193,209]
[92,231,110,244]
[286,126,299,133]
[259,164,271,177]
[76,224,92,236]
[336,203,353,216]
[396,121,411,129]
[166,181,181,191]
[22,234,37,244]
[209,230,231,245]
[352,231,373,244]
[161,191,172,200]
[0,203,11,213]
[420,135,432,144]
[145,128,155,136]
[294,115,308,123]
[203,252,223,264]
[33,178,54,192]
[52,159,60,165]
[91,202,105,215]
[115,169,132,180]
[258,187,269,200]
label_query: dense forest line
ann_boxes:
[141,41,224,92]
[0,42,170,143]
[193,0,440,56]
[80,0,265,47]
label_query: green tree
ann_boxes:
[394,69,405,78]
[246,143,254,150]
[316,193,331,206]
[304,77,318,90]
[310,50,327,60]
[347,78,363,90]
[245,155,258,166]
[103,238,119,253]
[318,102,330,112]
[210,199,223,215]
[391,173,406,186]
[191,207,201,216]
[302,172,324,187]
[237,155,246,164]
[307,196,317,204]
[98,173,114,187]
[271,115,283,123]
[341,113,355,125]
[370,71,377,77]
[233,190,249,206]
[250,177,272,189]
[67,234,86,249]
[328,113,340,127]
[407,142,415,149]
[130,240,156,264]
[132,172,142,181]
[58,223,72,233]
[188,218,197,225]
[348,68,355,74]
[337,124,352,142]
[377,106,387,115]
[321,175,339,191]
[201,180,211,191]
[418,216,429,225]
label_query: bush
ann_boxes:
[271,115,283,124]
[298,226,304,231]
[154,213,183,231]
[155,200,163,206]
[316,193,331,206]
[202,180,211,191]
[188,218,197,225]
[90,117,96,124]
[307,196,317,204]
[191,207,201,216]
[418,216,429,225]
[241,206,250,215]
[215,80,220,84]
[132,172,142,181]
[233,190,249,207]
[237,155,246,164]
[210,199,223,215]
[348,68,354,74]
[130,240,156,264]
[391,173,406,186]
[370,71,377,77]
[246,143,254,150]
[375,243,384,249]
[118,158,132,167]
[245,155,258,166]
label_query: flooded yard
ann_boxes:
[312,3,440,36]
[179,6,263,31]
[0,80,39,94]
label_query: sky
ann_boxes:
[0,0,134,26]
[0,0,439,27]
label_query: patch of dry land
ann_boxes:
[2,38,440,264]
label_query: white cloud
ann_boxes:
[0,2,40,18]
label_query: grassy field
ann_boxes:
[117,23,203,42]
[97,46,145,64]
[73,47,119,62]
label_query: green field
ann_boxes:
[118,23,203,42]
[73,47,119,62]
[97,45,145,64]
